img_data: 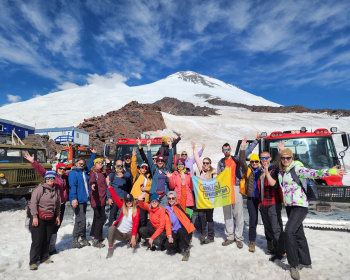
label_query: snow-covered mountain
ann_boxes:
[0,71,279,128]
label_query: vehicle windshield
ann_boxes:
[59,150,68,163]
[115,144,162,166]
[268,136,338,169]
[0,148,46,163]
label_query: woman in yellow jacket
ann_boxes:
[130,148,152,228]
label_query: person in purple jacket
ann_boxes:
[181,143,205,175]
[24,152,68,255]
[89,157,112,248]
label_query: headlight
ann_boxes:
[0,178,7,185]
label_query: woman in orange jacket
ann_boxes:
[137,192,166,250]
[164,171,195,261]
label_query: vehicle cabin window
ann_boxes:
[76,133,80,138]
[0,124,3,131]
[36,150,46,163]
[59,150,68,163]
[0,148,6,162]
[115,144,162,166]
[4,149,22,163]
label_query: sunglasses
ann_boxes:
[177,163,184,166]
[168,197,176,201]
[181,154,187,156]
[95,161,104,164]
[125,200,133,203]
[222,148,230,152]
[45,177,55,180]
[124,156,131,160]
[116,165,123,168]
[260,157,269,160]
[78,163,85,166]
[250,161,259,164]
[203,162,210,165]
[281,157,292,161]
[152,158,157,161]
[58,167,66,171]
[141,166,148,170]
[156,160,164,163]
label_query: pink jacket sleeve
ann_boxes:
[31,161,47,178]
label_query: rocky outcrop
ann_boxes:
[206,98,350,117]
[77,101,166,153]
[154,97,218,116]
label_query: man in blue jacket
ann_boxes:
[69,148,96,249]
[107,159,132,226]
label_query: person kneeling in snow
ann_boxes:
[106,188,140,259]
[138,192,166,251]
[164,171,195,261]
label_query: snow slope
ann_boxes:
[0,71,279,128]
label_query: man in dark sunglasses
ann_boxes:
[68,147,97,249]
[259,143,285,261]
[217,133,262,248]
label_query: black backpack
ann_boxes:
[290,167,319,201]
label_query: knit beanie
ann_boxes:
[176,158,185,165]
[281,148,293,159]
[250,154,260,162]
[45,170,56,178]
[156,154,165,162]
[56,163,67,170]
[162,136,170,144]
[167,191,177,198]
[150,193,160,202]
[94,158,104,165]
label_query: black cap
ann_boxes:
[124,193,134,202]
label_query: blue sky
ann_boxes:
[1,0,350,109]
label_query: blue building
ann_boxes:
[35,127,90,146]
[0,118,35,139]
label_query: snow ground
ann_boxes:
[0,199,349,280]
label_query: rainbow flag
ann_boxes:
[191,168,235,209]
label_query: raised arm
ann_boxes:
[24,152,46,178]
[131,149,138,182]
[192,141,203,173]
[108,186,124,209]
[172,135,182,147]
[137,138,149,164]
[166,140,173,171]
[86,147,97,171]
[239,138,249,174]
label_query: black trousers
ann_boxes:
[285,206,311,267]
[139,226,166,246]
[138,206,148,228]
[53,203,66,234]
[261,203,285,255]
[108,203,121,227]
[198,208,214,240]
[29,217,55,265]
[247,197,259,242]
[164,227,192,251]
[90,206,106,240]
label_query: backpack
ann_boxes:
[239,168,251,196]
[290,167,319,201]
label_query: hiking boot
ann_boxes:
[249,241,255,252]
[222,239,234,246]
[269,254,285,262]
[236,241,243,249]
[72,237,84,249]
[298,264,312,270]
[199,235,206,244]
[29,264,38,270]
[203,238,214,244]
[92,240,106,248]
[41,259,53,264]
[160,244,166,251]
[106,247,114,259]
[267,241,274,252]
[149,245,156,251]
[81,236,91,247]
[49,249,57,255]
[290,267,300,280]
[182,249,190,261]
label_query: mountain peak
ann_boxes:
[168,71,221,88]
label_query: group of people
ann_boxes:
[26,135,347,280]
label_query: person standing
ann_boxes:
[217,134,261,248]
[24,153,68,255]
[29,171,61,270]
[89,157,112,248]
[278,148,347,280]
[68,148,97,248]
[106,159,132,226]
[148,139,173,207]
[239,138,263,253]
[192,141,217,244]
[157,135,182,164]
[180,143,205,175]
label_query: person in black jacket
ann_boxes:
[157,135,182,164]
